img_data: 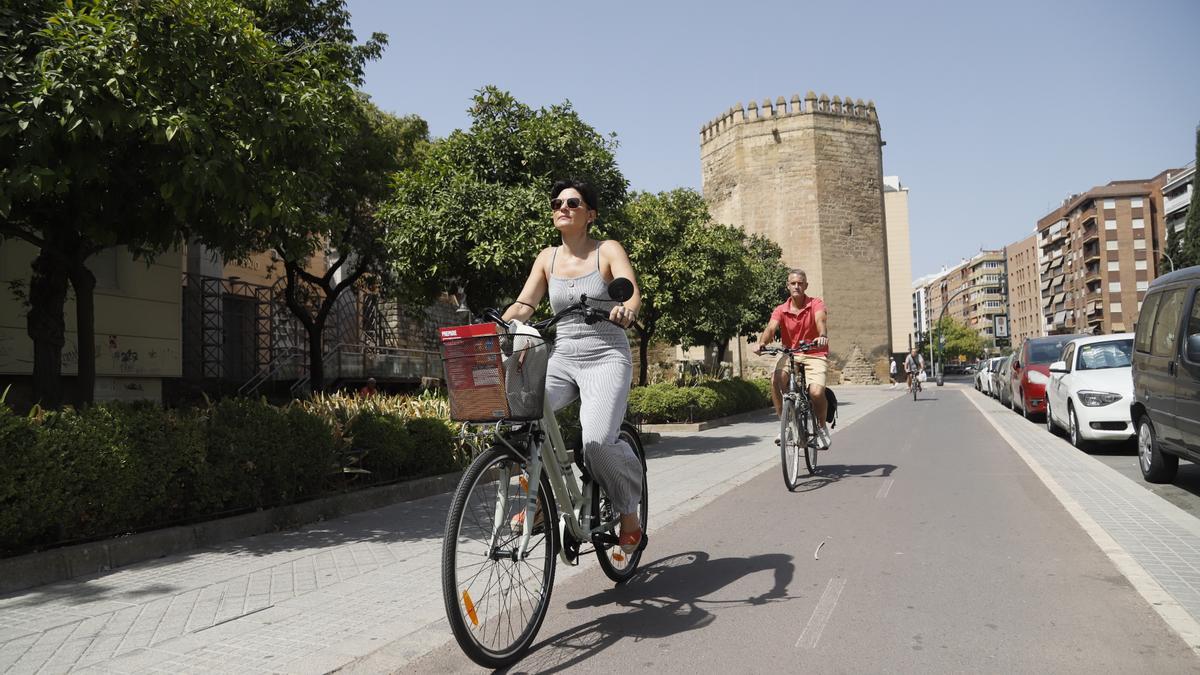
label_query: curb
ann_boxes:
[0,471,463,595]
[640,406,774,433]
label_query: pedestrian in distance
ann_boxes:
[889,357,898,388]
[359,377,378,397]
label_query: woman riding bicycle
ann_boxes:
[500,179,645,554]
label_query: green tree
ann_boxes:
[1167,125,1200,271]
[737,234,788,343]
[933,315,986,363]
[273,98,429,392]
[380,87,627,311]
[0,0,369,406]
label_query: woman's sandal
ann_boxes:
[618,528,647,555]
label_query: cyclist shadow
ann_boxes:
[505,551,796,673]
[788,463,897,493]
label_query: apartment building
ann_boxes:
[1163,161,1195,263]
[912,250,1007,347]
[1036,174,1174,335]
[1005,233,1041,345]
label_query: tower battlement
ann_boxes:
[700,92,877,145]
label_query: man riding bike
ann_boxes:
[904,347,926,393]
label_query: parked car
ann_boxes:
[1130,265,1200,483]
[1046,333,1135,448]
[987,356,1006,398]
[976,357,1000,395]
[1011,334,1088,419]
[996,354,1015,407]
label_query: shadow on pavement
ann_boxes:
[787,463,897,493]
[644,434,762,460]
[505,551,797,673]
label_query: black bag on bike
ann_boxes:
[825,387,838,429]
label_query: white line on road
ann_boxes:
[875,478,895,500]
[796,577,846,649]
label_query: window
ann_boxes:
[1134,239,1146,250]
[1137,280,1149,291]
[1062,344,1075,371]
[1108,261,1120,271]
[1104,198,1116,209]
[1132,218,1144,229]
[1110,302,1122,313]
[1109,282,1121,292]
[1077,339,1133,370]
[1105,219,1117,230]
[1150,289,1185,357]
[1187,290,1200,362]
[1135,293,1161,352]
[1131,197,1143,208]
[1106,240,1119,250]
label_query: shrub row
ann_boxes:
[0,394,457,558]
[627,378,772,424]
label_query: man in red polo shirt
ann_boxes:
[755,269,831,449]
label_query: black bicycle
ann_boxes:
[440,278,648,669]
[761,342,821,490]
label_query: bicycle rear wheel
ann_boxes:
[780,399,803,490]
[802,403,819,474]
[593,423,649,583]
[442,445,557,669]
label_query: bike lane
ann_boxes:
[407,387,1199,673]
[0,388,899,674]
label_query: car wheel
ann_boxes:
[1022,395,1033,421]
[1046,399,1058,435]
[1068,404,1088,450]
[1137,416,1178,483]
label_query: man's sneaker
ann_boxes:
[816,426,832,450]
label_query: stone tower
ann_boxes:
[700,92,892,379]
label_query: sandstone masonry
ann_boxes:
[700,93,892,381]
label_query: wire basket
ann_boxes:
[438,323,550,422]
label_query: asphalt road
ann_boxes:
[408,389,1197,673]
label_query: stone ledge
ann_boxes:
[0,471,464,595]
[640,407,774,433]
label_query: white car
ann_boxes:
[1045,333,1135,448]
[977,357,1001,396]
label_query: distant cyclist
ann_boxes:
[754,269,831,450]
[904,347,926,393]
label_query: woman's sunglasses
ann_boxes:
[550,197,585,211]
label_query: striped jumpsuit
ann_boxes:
[546,245,643,515]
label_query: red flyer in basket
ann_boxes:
[438,323,498,342]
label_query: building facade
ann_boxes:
[883,176,914,352]
[1036,175,1175,335]
[1005,233,1041,346]
[1163,161,1195,265]
[912,251,1008,352]
[701,92,890,381]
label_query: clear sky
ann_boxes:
[346,0,1200,281]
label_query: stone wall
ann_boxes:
[700,92,891,377]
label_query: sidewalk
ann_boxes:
[0,387,901,674]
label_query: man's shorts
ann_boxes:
[775,353,827,388]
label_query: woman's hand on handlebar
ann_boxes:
[608,303,637,328]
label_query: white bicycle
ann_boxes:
[439,278,648,669]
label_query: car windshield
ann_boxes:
[1076,339,1133,370]
[1029,341,1070,364]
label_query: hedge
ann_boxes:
[0,393,459,558]
[627,378,772,424]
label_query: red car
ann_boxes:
[1010,334,1087,419]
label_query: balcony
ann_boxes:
[1082,246,1101,263]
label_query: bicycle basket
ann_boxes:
[438,322,549,422]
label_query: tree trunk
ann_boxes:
[306,323,325,393]
[714,341,728,368]
[68,262,97,406]
[27,251,70,408]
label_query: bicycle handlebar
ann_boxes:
[758,340,822,355]
[482,294,632,334]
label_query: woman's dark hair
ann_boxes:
[550,179,599,213]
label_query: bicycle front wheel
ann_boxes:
[441,445,557,669]
[594,423,649,583]
[780,399,803,491]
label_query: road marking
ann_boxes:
[875,478,894,499]
[964,389,1200,658]
[796,577,846,649]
